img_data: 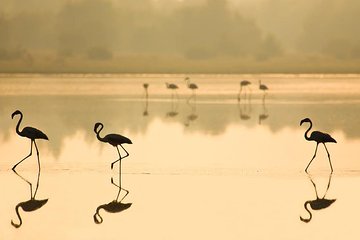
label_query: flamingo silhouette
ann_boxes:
[143,83,149,116]
[237,80,251,102]
[165,82,179,99]
[259,80,268,103]
[184,77,198,100]
[94,122,132,200]
[143,83,149,99]
[11,110,49,170]
[300,174,336,223]
[300,118,337,173]
[11,168,48,228]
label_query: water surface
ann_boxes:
[1,74,360,239]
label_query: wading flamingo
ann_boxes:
[11,110,49,170]
[300,118,337,173]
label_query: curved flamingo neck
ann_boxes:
[94,206,104,224]
[15,113,24,137]
[300,201,312,223]
[11,205,22,228]
[95,124,105,142]
[304,121,312,141]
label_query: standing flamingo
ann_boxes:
[11,110,49,171]
[259,80,268,102]
[300,118,337,173]
[238,80,251,101]
[143,83,149,99]
[94,122,132,200]
[165,82,179,99]
[184,77,198,97]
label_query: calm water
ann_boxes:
[1,74,360,239]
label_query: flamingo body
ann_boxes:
[166,82,178,90]
[240,80,251,87]
[308,131,337,144]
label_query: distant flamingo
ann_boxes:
[300,174,336,223]
[259,80,268,92]
[94,122,132,200]
[185,77,198,96]
[259,80,268,102]
[238,80,251,101]
[11,110,49,170]
[143,83,149,99]
[300,118,337,173]
[165,82,179,99]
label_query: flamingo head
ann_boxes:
[300,118,311,126]
[11,110,22,119]
[94,122,103,133]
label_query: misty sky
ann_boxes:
[0,0,359,73]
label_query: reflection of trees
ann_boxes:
[1,95,360,158]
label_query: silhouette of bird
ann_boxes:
[11,110,49,170]
[259,80,268,92]
[185,77,198,92]
[300,118,337,173]
[94,122,132,203]
[300,174,336,223]
[165,82,179,98]
[94,122,132,170]
[94,201,132,224]
[143,83,149,99]
[238,80,251,101]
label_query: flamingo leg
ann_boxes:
[111,146,122,169]
[33,140,41,170]
[305,143,319,173]
[323,143,333,173]
[12,140,33,170]
[238,86,242,102]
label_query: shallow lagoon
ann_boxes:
[1,74,360,239]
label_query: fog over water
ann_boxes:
[1,0,359,73]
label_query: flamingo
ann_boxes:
[184,77,198,96]
[300,174,336,223]
[165,82,179,99]
[143,83,149,99]
[238,80,251,101]
[259,80,268,92]
[259,80,268,103]
[94,122,132,200]
[11,110,49,171]
[300,118,337,173]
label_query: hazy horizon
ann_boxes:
[1,0,360,73]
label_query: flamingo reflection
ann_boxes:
[184,100,198,127]
[300,173,336,223]
[11,168,48,228]
[93,176,132,224]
